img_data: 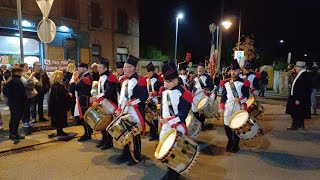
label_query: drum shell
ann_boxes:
[196,96,218,118]
[185,113,202,139]
[155,129,199,173]
[229,112,260,140]
[84,104,113,132]
[107,114,141,146]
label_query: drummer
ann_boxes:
[90,58,118,150]
[240,60,260,94]
[188,62,214,131]
[69,63,93,142]
[179,62,188,87]
[145,62,164,141]
[115,54,148,166]
[159,60,193,180]
[115,62,125,94]
[219,60,250,153]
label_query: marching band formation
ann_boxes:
[71,55,264,180]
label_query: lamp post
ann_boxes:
[175,13,183,65]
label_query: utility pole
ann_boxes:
[17,0,24,63]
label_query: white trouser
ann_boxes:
[223,99,241,126]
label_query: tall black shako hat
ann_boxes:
[198,62,205,68]
[126,54,139,67]
[116,62,124,69]
[231,59,240,70]
[98,57,109,68]
[162,61,179,80]
[146,62,155,72]
[179,62,187,71]
[243,60,251,70]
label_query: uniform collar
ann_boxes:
[127,73,138,80]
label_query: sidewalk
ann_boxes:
[0,126,83,153]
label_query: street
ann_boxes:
[0,99,319,180]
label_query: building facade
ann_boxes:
[0,0,139,69]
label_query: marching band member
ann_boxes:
[145,62,164,141]
[91,58,118,150]
[220,60,250,153]
[188,62,214,131]
[179,62,188,87]
[240,60,260,94]
[69,63,93,142]
[115,55,148,166]
[159,60,193,180]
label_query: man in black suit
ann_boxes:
[286,61,311,130]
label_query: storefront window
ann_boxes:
[0,35,40,65]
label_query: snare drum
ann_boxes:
[185,113,202,139]
[155,129,199,173]
[84,104,113,132]
[196,96,218,118]
[246,96,264,118]
[229,110,261,140]
[106,113,141,146]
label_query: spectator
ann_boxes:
[19,63,38,134]
[64,62,76,120]
[48,70,71,136]
[310,65,319,115]
[286,61,311,130]
[31,62,50,122]
[3,67,27,144]
[90,63,100,81]
[259,69,269,97]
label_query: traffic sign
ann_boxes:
[37,19,56,43]
[36,0,54,19]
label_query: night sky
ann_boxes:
[140,0,320,65]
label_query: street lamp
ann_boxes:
[280,40,284,43]
[222,20,232,30]
[175,12,183,63]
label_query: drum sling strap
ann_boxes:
[125,80,129,100]
[166,92,176,117]
[198,75,206,89]
[148,78,152,93]
[229,80,239,98]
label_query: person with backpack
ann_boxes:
[3,67,27,144]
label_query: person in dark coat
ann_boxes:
[64,62,76,120]
[286,61,312,130]
[48,70,71,136]
[3,67,26,143]
[90,63,100,82]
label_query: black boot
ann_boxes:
[231,132,240,153]
[115,145,130,164]
[57,128,68,136]
[78,121,92,142]
[101,132,113,150]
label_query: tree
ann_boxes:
[233,34,259,61]
[140,44,170,60]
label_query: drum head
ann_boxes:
[229,110,249,129]
[155,129,177,159]
[197,97,208,110]
[246,96,255,107]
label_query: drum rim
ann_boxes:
[196,96,209,110]
[155,128,177,159]
[106,113,129,131]
[246,95,255,108]
[228,110,249,128]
